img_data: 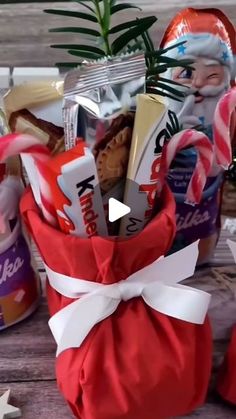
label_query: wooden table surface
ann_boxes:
[0,299,72,418]
[0,0,236,67]
[1,263,236,419]
[1,1,236,417]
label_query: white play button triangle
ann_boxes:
[108,198,131,222]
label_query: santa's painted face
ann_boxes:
[172,57,226,102]
[168,57,230,128]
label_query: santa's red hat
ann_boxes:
[160,8,236,78]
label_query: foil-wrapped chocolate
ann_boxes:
[63,52,146,151]
[4,81,64,156]
[0,109,10,137]
[63,53,146,235]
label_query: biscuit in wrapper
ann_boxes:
[96,126,132,193]
[94,113,134,194]
[94,112,135,235]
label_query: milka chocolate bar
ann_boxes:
[119,94,172,237]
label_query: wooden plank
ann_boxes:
[0,382,72,419]
[0,1,236,67]
[0,294,232,382]
[0,300,57,382]
[2,1,66,3]
[0,382,236,419]
[178,400,236,418]
[0,295,235,417]
[213,340,229,372]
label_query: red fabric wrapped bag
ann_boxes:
[20,185,212,419]
[217,241,236,404]
[217,326,236,404]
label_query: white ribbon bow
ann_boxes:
[228,239,236,262]
[45,241,211,356]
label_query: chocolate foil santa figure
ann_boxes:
[160,8,236,264]
[161,7,236,137]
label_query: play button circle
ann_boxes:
[93,177,154,239]
[108,198,131,223]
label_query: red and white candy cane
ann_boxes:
[160,129,214,205]
[0,133,57,226]
[213,86,236,169]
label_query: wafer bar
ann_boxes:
[119,94,172,237]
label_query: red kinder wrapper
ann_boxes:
[42,142,107,237]
[20,185,212,419]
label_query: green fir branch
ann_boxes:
[45,0,194,101]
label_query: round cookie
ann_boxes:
[96,126,132,193]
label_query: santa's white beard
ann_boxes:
[185,89,225,126]
[166,76,230,128]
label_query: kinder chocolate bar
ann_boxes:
[44,142,108,237]
[119,94,176,237]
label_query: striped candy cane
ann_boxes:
[213,86,236,169]
[160,129,214,205]
[0,133,57,226]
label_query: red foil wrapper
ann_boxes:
[160,8,236,87]
[161,7,236,58]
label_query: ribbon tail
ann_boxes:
[49,293,120,356]
[158,240,199,284]
[143,282,211,324]
[127,241,199,286]
[134,240,199,285]
[227,239,236,263]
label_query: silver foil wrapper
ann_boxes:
[63,53,146,150]
[0,109,10,137]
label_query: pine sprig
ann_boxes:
[45,0,153,58]
[45,0,193,100]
